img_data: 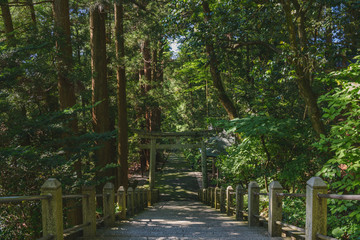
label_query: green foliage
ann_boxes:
[282,196,306,228]
[315,59,360,239]
[183,149,201,171]
[212,115,318,190]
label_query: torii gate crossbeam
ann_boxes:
[136,130,215,190]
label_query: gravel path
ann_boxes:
[89,154,282,240]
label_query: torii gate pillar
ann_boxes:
[149,138,156,189]
[201,141,208,188]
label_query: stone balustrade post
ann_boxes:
[226,186,233,216]
[147,188,152,206]
[41,178,63,240]
[235,185,244,221]
[268,181,283,237]
[220,187,226,213]
[117,186,126,219]
[149,138,156,189]
[306,177,328,240]
[82,185,96,237]
[139,188,144,211]
[214,187,219,209]
[103,182,115,227]
[127,187,134,216]
[248,181,260,227]
[207,188,211,206]
[201,188,207,204]
[201,141,208,188]
[143,188,148,208]
[135,188,140,213]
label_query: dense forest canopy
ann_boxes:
[0,0,359,239]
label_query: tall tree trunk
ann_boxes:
[53,0,81,226]
[142,39,152,132]
[280,0,325,136]
[1,0,15,45]
[90,3,113,191]
[26,0,36,24]
[202,1,238,120]
[114,0,128,190]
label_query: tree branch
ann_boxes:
[230,41,281,54]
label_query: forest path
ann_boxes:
[88,153,281,239]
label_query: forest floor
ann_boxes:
[91,153,281,239]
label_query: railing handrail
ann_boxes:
[1,178,159,240]
[199,179,360,240]
[254,192,268,196]
[0,194,52,203]
[276,192,306,198]
[62,194,89,199]
[318,193,360,201]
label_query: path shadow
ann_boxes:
[156,154,200,201]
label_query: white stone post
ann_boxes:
[226,186,233,216]
[207,188,211,206]
[214,187,219,209]
[117,186,126,219]
[139,188,144,211]
[268,181,283,237]
[135,188,140,213]
[248,181,260,227]
[220,186,226,213]
[149,138,156,189]
[143,188,147,208]
[202,189,207,203]
[82,185,96,237]
[306,177,327,240]
[127,187,134,216]
[103,182,115,227]
[147,188,152,206]
[235,185,244,221]
[41,178,63,240]
[201,141,208,188]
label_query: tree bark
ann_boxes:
[53,0,80,170]
[90,3,113,189]
[27,0,36,24]
[114,0,129,190]
[280,0,326,136]
[202,1,238,120]
[53,0,81,226]
[1,0,15,45]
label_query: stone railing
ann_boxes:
[0,178,160,240]
[199,177,360,240]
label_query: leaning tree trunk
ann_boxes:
[1,0,15,45]
[280,0,325,136]
[53,0,81,226]
[139,39,152,171]
[27,0,36,24]
[202,1,238,120]
[90,3,113,192]
[114,0,129,191]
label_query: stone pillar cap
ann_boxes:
[128,187,134,192]
[41,178,61,190]
[118,186,125,192]
[269,181,283,190]
[236,185,243,190]
[307,177,327,189]
[248,181,260,188]
[227,186,233,190]
[103,182,114,190]
[83,185,95,191]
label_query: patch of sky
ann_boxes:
[169,38,181,59]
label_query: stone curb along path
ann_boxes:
[93,154,283,239]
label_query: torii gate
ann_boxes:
[137,130,215,190]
